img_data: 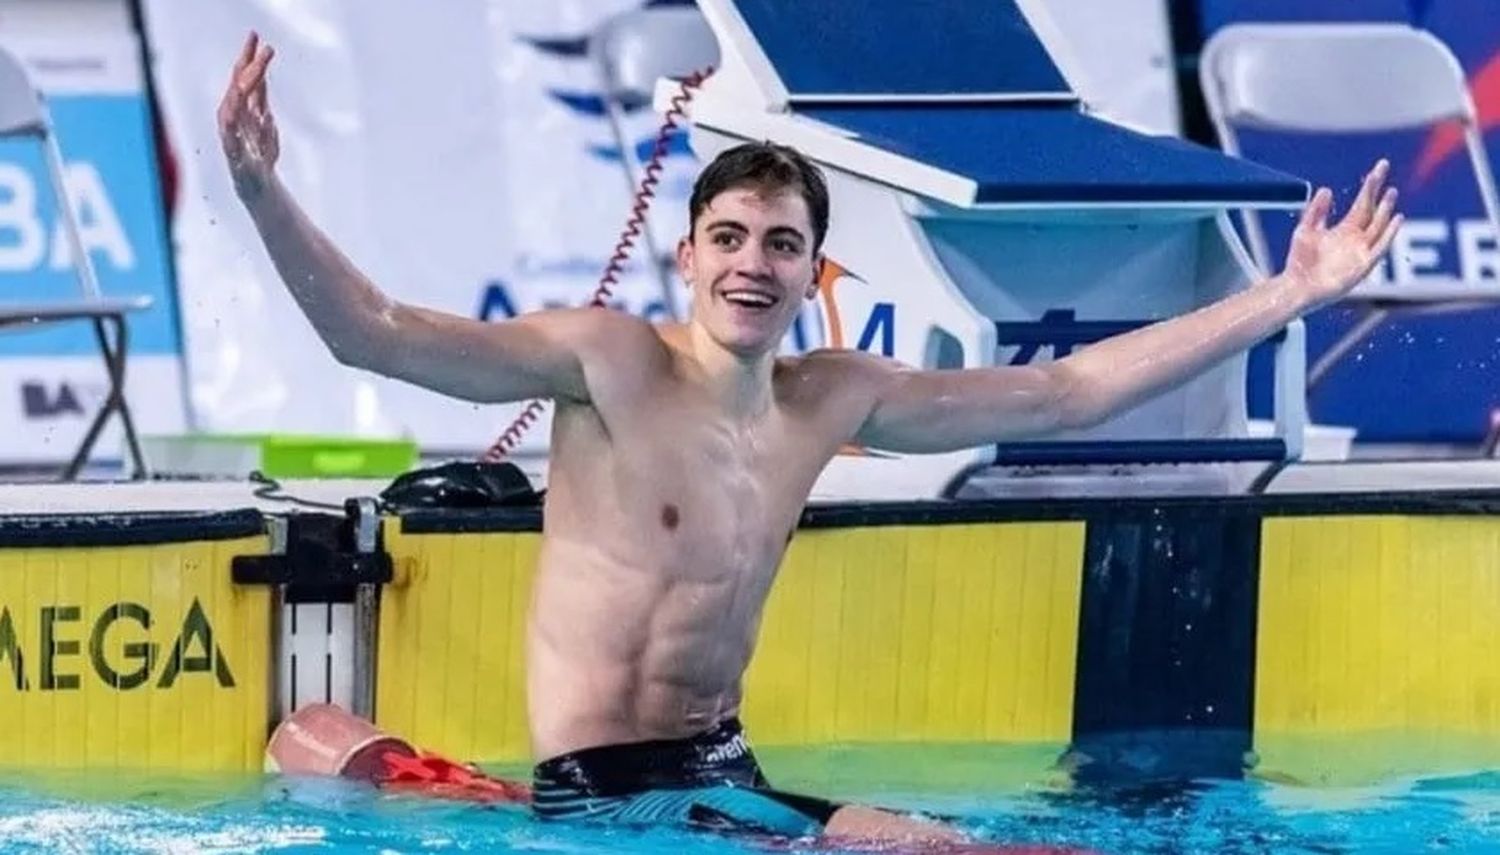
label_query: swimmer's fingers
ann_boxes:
[234,31,258,80]
[1372,213,1404,262]
[1297,186,1333,234]
[1343,159,1390,232]
[243,43,275,119]
[218,34,273,128]
[1365,187,1399,245]
[217,32,281,192]
[217,34,256,139]
[218,42,245,122]
[234,33,273,94]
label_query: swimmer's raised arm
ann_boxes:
[851,161,1402,454]
[217,33,601,404]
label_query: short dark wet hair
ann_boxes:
[688,141,830,252]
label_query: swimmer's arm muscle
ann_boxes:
[856,164,1401,453]
[850,358,1069,453]
[242,176,593,403]
[856,279,1309,452]
[220,32,595,403]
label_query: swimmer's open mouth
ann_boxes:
[722,289,779,308]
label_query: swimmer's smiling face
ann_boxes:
[677,185,821,358]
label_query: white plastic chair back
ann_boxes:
[1204,24,1473,132]
[1201,23,1500,298]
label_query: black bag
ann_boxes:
[379,461,542,510]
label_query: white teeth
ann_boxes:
[724,291,776,307]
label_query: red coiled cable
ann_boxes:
[480,68,711,463]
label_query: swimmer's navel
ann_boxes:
[661,503,681,530]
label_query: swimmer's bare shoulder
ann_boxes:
[350,304,664,408]
[770,347,899,437]
[777,346,1070,453]
[775,347,889,401]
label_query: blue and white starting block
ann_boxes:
[673,0,1313,499]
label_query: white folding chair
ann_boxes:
[0,44,150,479]
[1201,23,1500,392]
[591,5,719,321]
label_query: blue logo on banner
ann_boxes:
[517,1,699,167]
[0,94,176,358]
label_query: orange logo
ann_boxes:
[816,258,860,349]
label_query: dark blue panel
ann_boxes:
[1198,0,1414,39]
[992,440,1288,466]
[730,0,1069,98]
[801,105,1308,204]
[995,318,1288,349]
[1072,511,1261,782]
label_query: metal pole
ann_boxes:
[349,498,380,720]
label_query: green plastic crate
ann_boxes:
[141,433,418,479]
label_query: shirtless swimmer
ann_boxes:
[220,32,1401,847]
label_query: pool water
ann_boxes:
[2,743,1499,853]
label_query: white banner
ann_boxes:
[141,0,718,454]
[0,30,188,465]
[0,356,184,459]
[142,0,1174,455]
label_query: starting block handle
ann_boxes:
[992,438,1288,467]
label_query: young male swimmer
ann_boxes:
[220,32,1400,846]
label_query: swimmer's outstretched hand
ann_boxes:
[1280,159,1402,308]
[218,32,279,200]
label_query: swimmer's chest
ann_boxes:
[626,428,812,531]
[607,399,829,545]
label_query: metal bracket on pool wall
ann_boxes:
[232,499,391,721]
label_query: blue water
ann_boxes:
[2,744,1500,853]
